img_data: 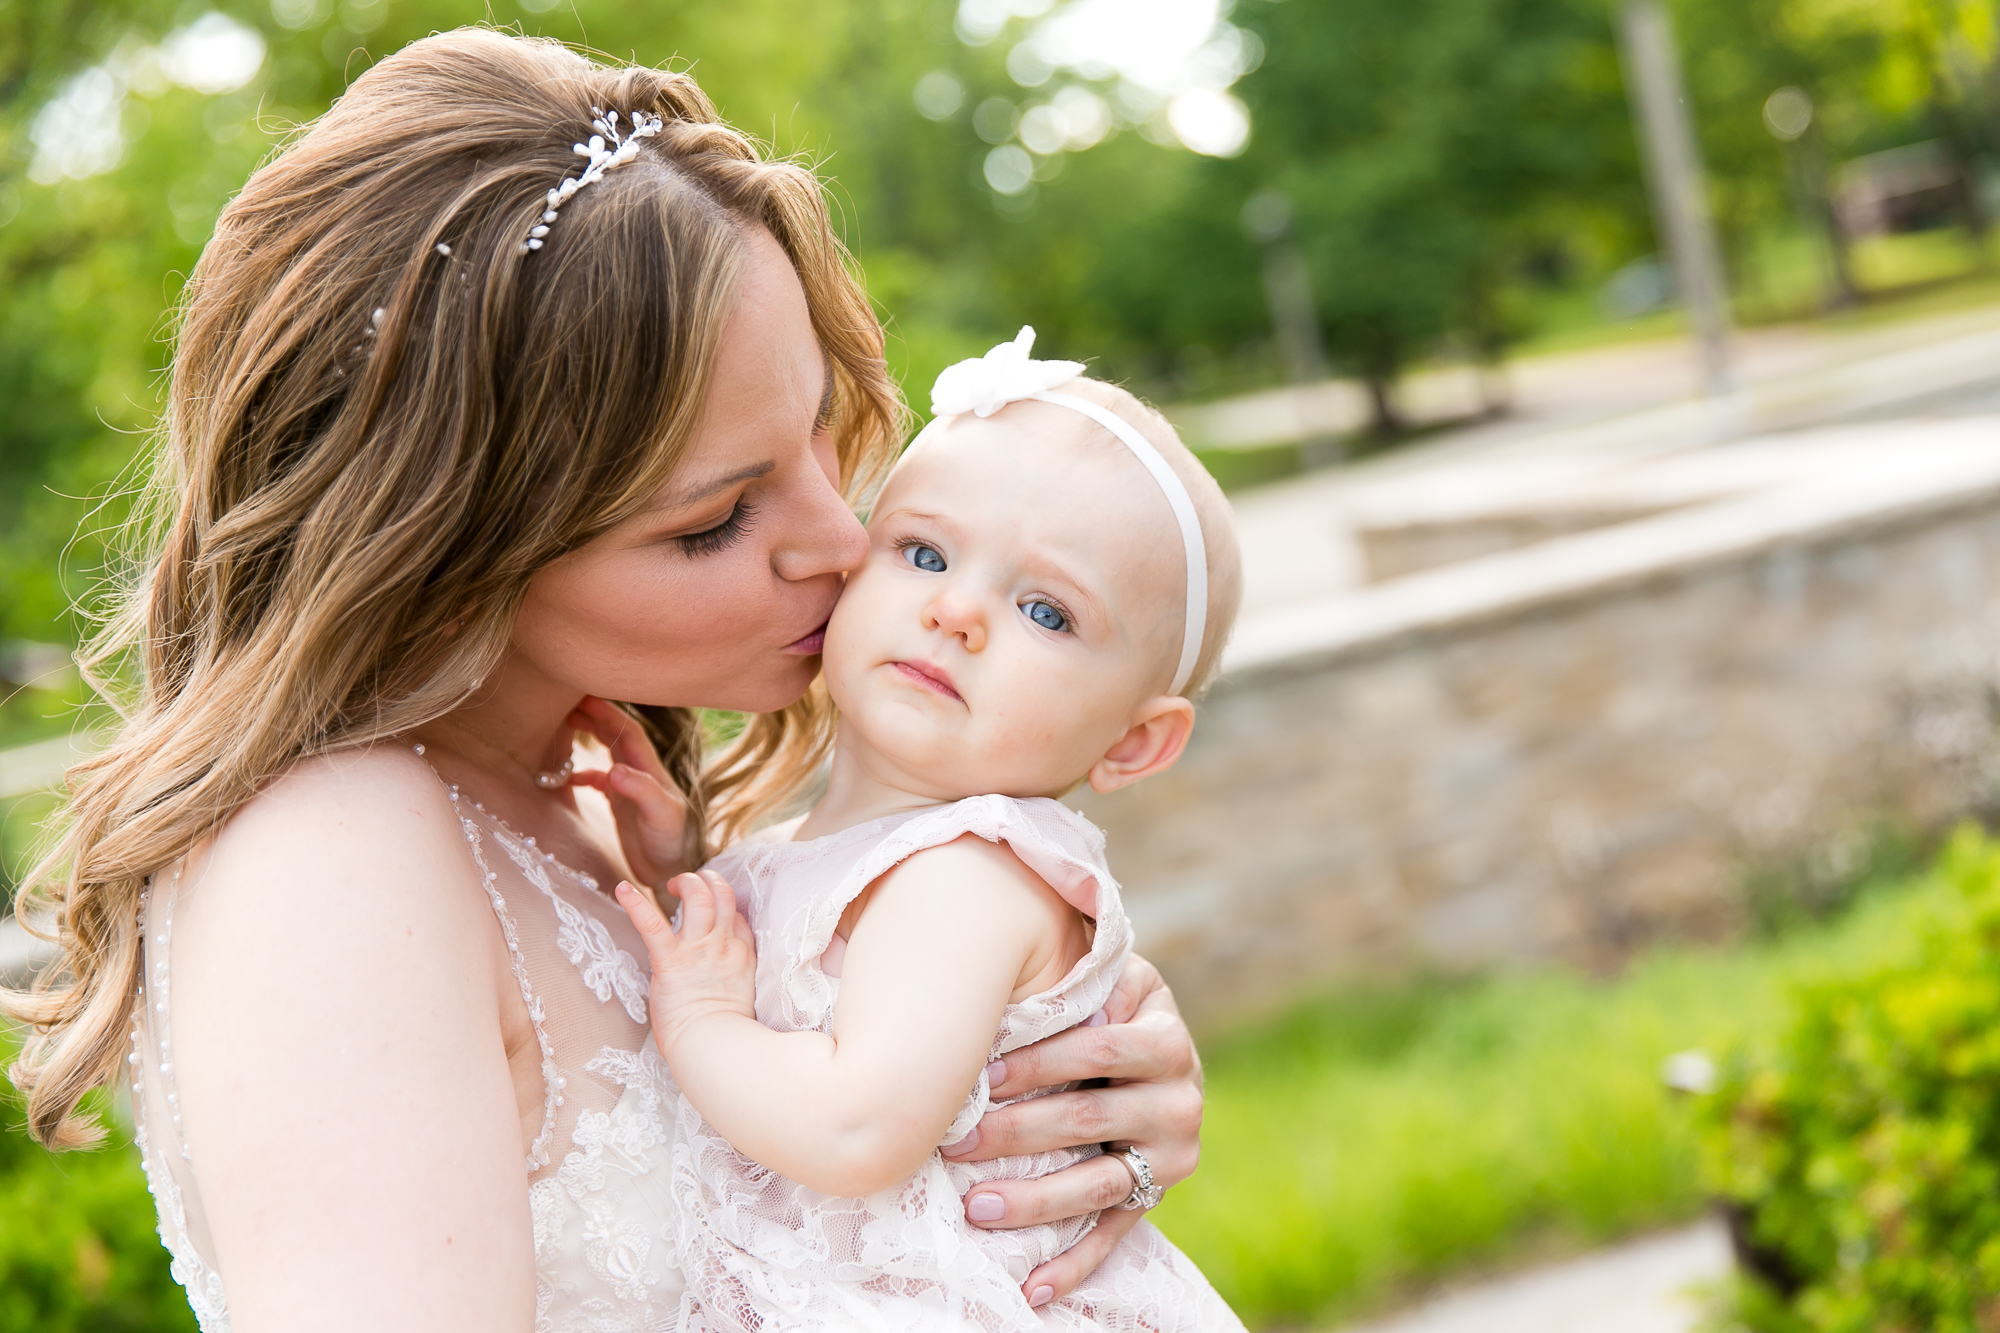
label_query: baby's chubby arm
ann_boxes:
[617,835,1066,1199]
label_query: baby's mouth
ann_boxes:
[891,660,964,704]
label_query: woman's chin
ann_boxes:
[679,657,823,715]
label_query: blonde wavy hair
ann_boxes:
[3,28,905,1149]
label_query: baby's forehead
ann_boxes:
[881,409,1184,607]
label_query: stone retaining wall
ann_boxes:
[1077,418,2000,1028]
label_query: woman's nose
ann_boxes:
[772,446,868,582]
[925,588,987,653]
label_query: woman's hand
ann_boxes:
[943,954,1203,1308]
[566,695,690,890]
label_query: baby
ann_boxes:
[616,329,1246,1331]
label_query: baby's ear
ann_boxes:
[1087,696,1196,795]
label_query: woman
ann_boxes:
[3,28,1205,1332]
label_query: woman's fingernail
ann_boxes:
[1028,1285,1055,1308]
[967,1192,1006,1223]
[940,1127,979,1158]
[1085,1008,1109,1027]
[985,1059,1007,1087]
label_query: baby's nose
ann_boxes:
[927,591,987,652]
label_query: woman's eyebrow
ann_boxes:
[658,460,776,509]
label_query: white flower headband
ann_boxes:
[915,327,1210,696]
[520,107,663,254]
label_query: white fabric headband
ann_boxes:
[914,327,1209,696]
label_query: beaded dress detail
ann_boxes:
[130,757,691,1331]
[680,794,1242,1332]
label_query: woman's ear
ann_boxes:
[1087,696,1196,795]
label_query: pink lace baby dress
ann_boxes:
[672,793,1244,1332]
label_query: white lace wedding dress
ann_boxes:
[680,794,1243,1332]
[130,758,691,1331]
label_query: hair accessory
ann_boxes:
[918,327,1209,695]
[520,107,664,254]
[931,326,1083,418]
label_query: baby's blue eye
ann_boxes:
[904,544,946,573]
[1024,600,1069,633]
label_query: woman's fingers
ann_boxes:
[961,1152,1139,1231]
[960,1082,1201,1182]
[1100,953,1165,1027]
[1018,1206,1145,1307]
[569,695,674,784]
[987,1006,1196,1100]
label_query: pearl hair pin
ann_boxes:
[520,107,664,254]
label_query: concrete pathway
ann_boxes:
[1206,305,2000,619]
[1335,1221,1733,1333]
[1176,300,2000,456]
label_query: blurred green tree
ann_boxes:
[0,0,1972,645]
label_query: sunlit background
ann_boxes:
[6,0,2000,1327]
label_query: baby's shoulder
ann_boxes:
[894,794,1113,922]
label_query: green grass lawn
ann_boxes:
[1150,873,1954,1328]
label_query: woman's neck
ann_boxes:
[415,652,582,787]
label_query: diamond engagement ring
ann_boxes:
[1110,1147,1163,1211]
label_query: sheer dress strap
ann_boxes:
[415,743,565,1172]
[130,866,232,1331]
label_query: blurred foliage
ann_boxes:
[1699,825,2000,1333]
[1153,849,1958,1326]
[0,1028,197,1333]
[1741,817,1926,937]
[0,0,1987,651]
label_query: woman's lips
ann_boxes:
[783,622,829,655]
[892,660,963,703]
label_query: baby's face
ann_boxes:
[822,400,1186,800]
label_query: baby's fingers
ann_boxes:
[673,872,717,937]
[614,881,675,965]
[699,869,739,925]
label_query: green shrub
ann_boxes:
[1701,825,2000,1333]
[0,1046,196,1333]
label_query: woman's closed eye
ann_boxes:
[1021,598,1071,633]
[676,500,759,557]
[900,542,946,573]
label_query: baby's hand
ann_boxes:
[616,870,758,1049]
[567,695,689,889]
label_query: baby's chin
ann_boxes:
[854,726,1084,803]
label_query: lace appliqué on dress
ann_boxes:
[528,1043,685,1331]
[489,824,651,1027]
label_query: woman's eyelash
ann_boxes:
[676,500,759,557]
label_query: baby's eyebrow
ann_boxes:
[1021,552,1110,625]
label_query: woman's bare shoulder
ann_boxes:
[182,742,487,942]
